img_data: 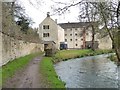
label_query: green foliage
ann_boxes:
[2,3,39,43]
[108,54,115,61]
[14,1,33,34]
[108,54,118,62]
[40,57,65,88]
[16,17,30,34]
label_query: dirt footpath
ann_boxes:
[3,55,49,88]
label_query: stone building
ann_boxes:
[59,22,93,49]
[38,12,65,50]
[38,13,112,50]
[96,35,112,49]
[59,22,112,49]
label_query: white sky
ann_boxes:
[18,0,80,28]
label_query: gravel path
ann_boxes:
[3,55,49,88]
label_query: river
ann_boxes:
[54,54,120,88]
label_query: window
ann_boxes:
[75,33,77,36]
[65,34,67,36]
[70,34,72,36]
[70,39,72,41]
[76,44,78,46]
[43,25,49,29]
[76,39,77,41]
[43,33,49,37]
[86,33,89,35]
[75,28,77,30]
[65,39,67,42]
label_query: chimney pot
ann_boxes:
[55,19,57,23]
[47,12,50,17]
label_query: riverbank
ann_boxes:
[40,49,113,88]
[108,54,120,66]
[40,57,65,88]
[53,49,113,63]
[54,54,118,88]
[1,52,43,87]
[1,49,113,88]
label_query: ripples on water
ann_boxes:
[54,54,120,88]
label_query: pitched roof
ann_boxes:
[58,22,91,29]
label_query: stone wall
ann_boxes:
[0,2,44,66]
[0,1,2,67]
[97,35,112,50]
[0,32,44,66]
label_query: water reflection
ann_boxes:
[54,54,119,88]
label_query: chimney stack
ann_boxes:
[55,19,57,23]
[47,12,50,17]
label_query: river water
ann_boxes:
[54,54,120,88]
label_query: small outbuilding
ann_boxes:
[42,41,56,56]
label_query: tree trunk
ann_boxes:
[116,1,120,64]
[83,29,86,49]
[117,1,120,28]
[114,46,120,65]
[91,25,95,51]
[114,31,120,63]
[99,3,120,64]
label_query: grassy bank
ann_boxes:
[40,49,113,88]
[53,49,113,63]
[107,54,120,66]
[1,52,43,85]
[40,57,65,88]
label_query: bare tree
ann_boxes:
[94,1,120,63]
[116,1,120,29]
[78,2,99,50]
[52,1,99,50]
[51,0,120,64]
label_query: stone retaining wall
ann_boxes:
[0,32,43,66]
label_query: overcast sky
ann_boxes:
[18,0,80,28]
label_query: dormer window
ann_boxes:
[43,25,49,29]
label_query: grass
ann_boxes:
[0,68,2,88]
[55,49,91,59]
[108,54,117,61]
[53,49,113,63]
[40,49,113,88]
[107,54,119,65]
[40,57,65,88]
[0,49,113,88]
[1,52,43,85]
